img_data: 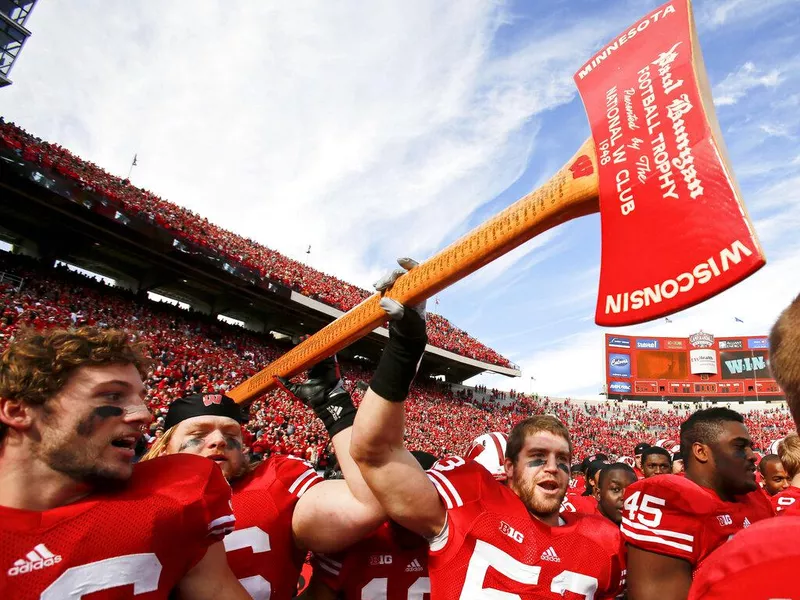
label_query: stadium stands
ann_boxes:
[0,119,512,368]
[1,252,793,467]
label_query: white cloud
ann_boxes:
[758,123,794,139]
[714,62,783,107]
[698,0,799,29]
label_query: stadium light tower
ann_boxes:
[0,0,37,88]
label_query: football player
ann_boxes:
[671,452,684,475]
[633,443,650,479]
[0,327,250,599]
[621,407,773,600]
[772,433,800,514]
[594,463,637,525]
[757,453,789,497]
[640,447,671,478]
[305,451,438,600]
[142,356,386,600]
[350,263,625,599]
[688,292,800,599]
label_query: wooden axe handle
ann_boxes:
[228,138,600,404]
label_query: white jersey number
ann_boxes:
[361,576,431,599]
[41,554,162,599]
[224,526,272,600]
[623,491,665,528]
[461,540,598,600]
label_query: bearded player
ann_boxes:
[306,451,438,600]
[142,356,385,600]
[688,292,800,599]
[350,261,624,599]
[621,407,773,600]
[0,327,250,599]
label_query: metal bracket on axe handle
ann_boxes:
[228,0,764,404]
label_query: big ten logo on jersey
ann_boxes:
[716,514,732,526]
[499,521,524,544]
[369,554,393,566]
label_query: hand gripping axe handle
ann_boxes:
[228,0,764,404]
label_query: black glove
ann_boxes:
[369,258,428,402]
[276,357,356,438]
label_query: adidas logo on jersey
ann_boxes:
[540,546,560,563]
[7,544,62,577]
[743,517,751,528]
[405,559,424,572]
[327,406,343,420]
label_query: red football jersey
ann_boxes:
[568,475,586,495]
[633,467,644,481]
[224,454,323,600]
[0,454,234,599]
[560,493,598,515]
[688,516,800,599]
[426,457,625,599]
[621,474,773,570]
[770,485,800,515]
[312,521,430,599]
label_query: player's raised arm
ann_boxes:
[350,260,446,539]
[278,358,388,553]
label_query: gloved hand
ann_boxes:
[369,258,428,402]
[276,355,356,438]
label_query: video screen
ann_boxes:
[635,351,688,380]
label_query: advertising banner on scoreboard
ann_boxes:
[689,349,717,375]
[609,353,631,378]
[720,351,770,380]
[607,336,631,348]
[718,339,744,350]
[747,338,769,349]
[609,381,631,393]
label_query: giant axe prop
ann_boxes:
[228,0,764,404]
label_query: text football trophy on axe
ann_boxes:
[228,0,764,405]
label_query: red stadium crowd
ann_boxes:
[0,252,793,468]
[0,119,512,368]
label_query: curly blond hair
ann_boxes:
[0,327,151,441]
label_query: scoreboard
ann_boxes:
[605,331,783,402]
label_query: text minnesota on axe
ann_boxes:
[574,0,763,324]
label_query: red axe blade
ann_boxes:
[574,0,765,326]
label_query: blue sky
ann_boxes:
[2,0,799,398]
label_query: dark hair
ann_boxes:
[582,459,607,495]
[598,463,636,488]
[505,415,571,463]
[641,446,672,463]
[679,407,745,463]
[758,453,782,476]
